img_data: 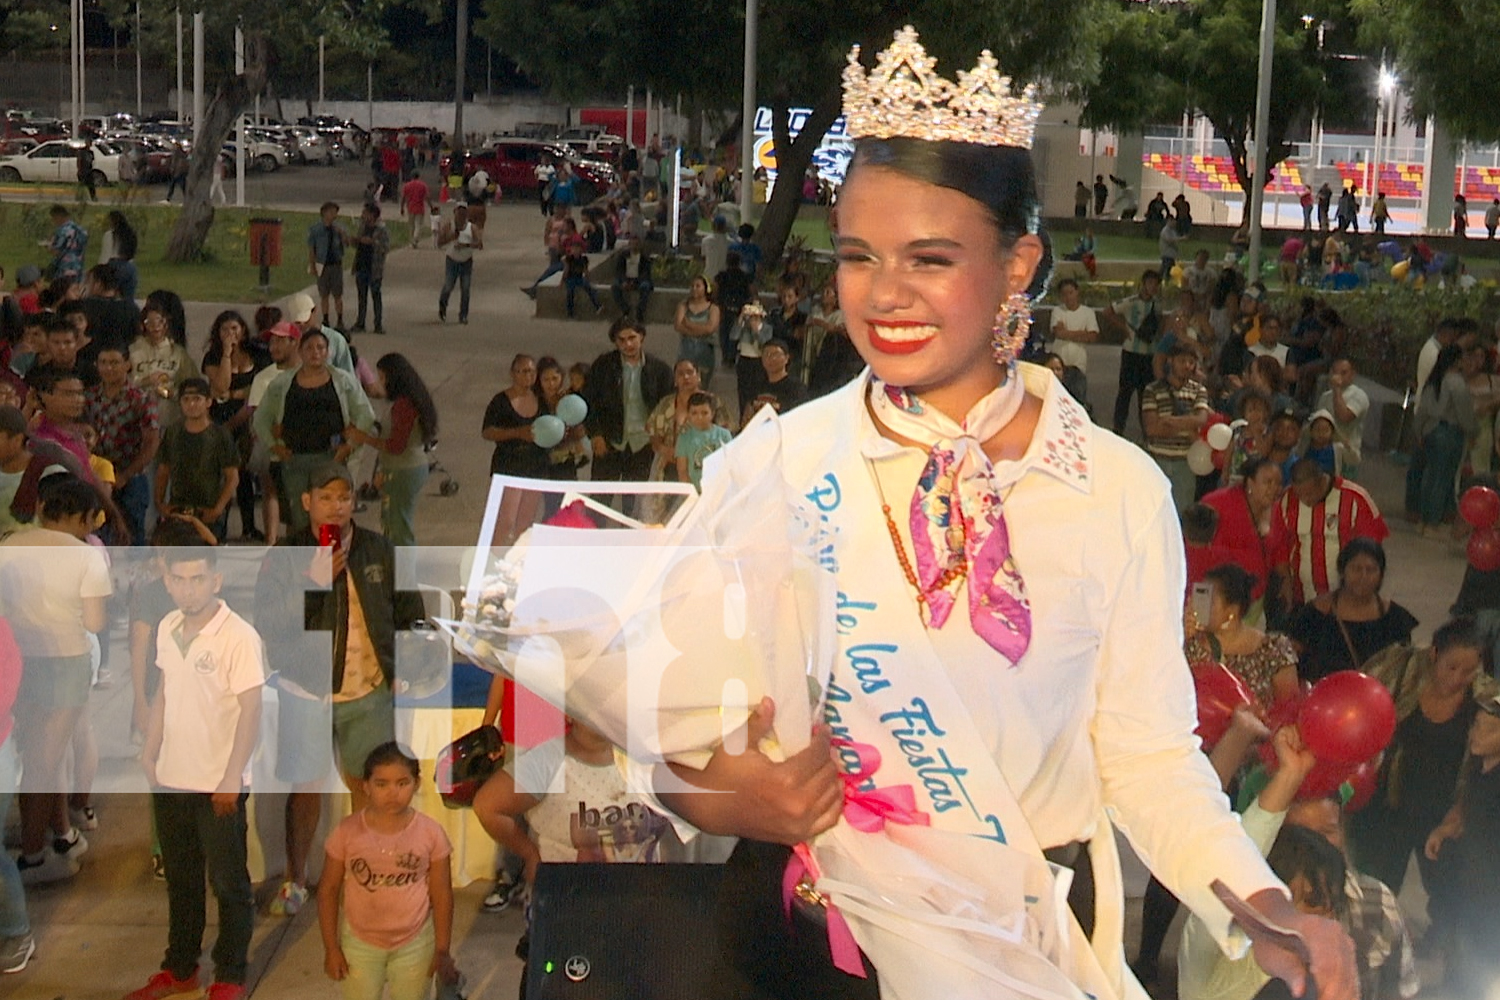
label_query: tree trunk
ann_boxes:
[754,86,840,276]
[165,34,269,263]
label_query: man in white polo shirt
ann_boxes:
[131,543,263,1000]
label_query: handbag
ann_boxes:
[434,724,504,809]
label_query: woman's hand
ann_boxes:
[1246,888,1358,1000]
[1425,820,1461,860]
[661,697,844,845]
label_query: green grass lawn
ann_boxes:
[0,200,410,303]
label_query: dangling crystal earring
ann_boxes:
[991,292,1032,367]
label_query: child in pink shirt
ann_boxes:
[318,742,455,1000]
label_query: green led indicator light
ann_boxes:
[544,961,555,974]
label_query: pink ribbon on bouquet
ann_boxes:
[780,739,931,978]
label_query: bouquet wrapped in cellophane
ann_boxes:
[436,416,836,767]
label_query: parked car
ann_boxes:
[298,116,369,157]
[223,136,290,172]
[443,138,613,201]
[109,136,174,182]
[0,139,121,185]
[558,125,623,158]
[285,126,335,165]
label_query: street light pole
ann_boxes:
[319,36,325,114]
[1246,0,1277,282]
[76,0,85,126]
[739,0,757,225]
[453,0,468,147]
[192,10,203,146]
[70,0,80,135]
[235,25,245,207]
[135,3,142,118]
[175,6,182,123]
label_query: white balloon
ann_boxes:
[1206,423,1233,451]
[555,393,589,427]
[1186,439,1216,477]
[532,414,566,449]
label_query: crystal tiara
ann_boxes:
[842,25,1045,150]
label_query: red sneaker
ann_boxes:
[121,969,202,1000]
[206,984,245,1000]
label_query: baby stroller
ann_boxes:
[357,433,460,501]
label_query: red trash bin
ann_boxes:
[248,217,282,267]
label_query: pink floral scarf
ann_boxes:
[868,376,1032,665]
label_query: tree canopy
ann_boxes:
[478,0,1115,266]
[1351,0,1500,143]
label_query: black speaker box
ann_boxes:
[524,862,779,1000]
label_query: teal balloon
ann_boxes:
[532,415,566,449]
[556,393,588,427]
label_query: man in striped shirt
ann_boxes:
[1270,457,1389,607]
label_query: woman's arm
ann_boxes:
[428,854,454,977]
[317,858,348,980]
[1097,497,1358,1000]
[204,358,231,401]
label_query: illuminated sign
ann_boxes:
[751,106,855,189]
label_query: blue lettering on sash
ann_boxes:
[804,473,843,573]
[835,592,876,636]
[845,643,894,693]
[806,474,841,512]
[877,699,1007,841]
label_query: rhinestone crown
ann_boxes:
[842,26,1045,150]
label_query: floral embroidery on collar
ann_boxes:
[1032,371,1093,492]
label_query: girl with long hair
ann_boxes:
[344,353,438,547]
[202,310,268,539]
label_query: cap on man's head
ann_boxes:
[308,461,354,492]
[267,320,302,341]
[1308,408,1337,429]
[177,377,211,399]
[15,265,41,286]
[286,291,316,324]
[1243,286,1264,303]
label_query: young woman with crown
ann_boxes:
[631,27,1357,1000]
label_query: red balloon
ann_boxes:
[1192,661,1255,746]
[1342,755,1382,812]
[1200,412,1229,441]
[1460,486,1500,530]
[1468,527,1500,572]
[1296,756,1358,801]
[1299,671,1397,765]
[1212,447,1229,472]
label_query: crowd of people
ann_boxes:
[0,95,1495,1000]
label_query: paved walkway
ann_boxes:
[7,200,1475,998]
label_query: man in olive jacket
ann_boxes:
[252,461,425,916]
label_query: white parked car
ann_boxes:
[0,139,121,185]
[288,126,335,165]
[223,136,289,172]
